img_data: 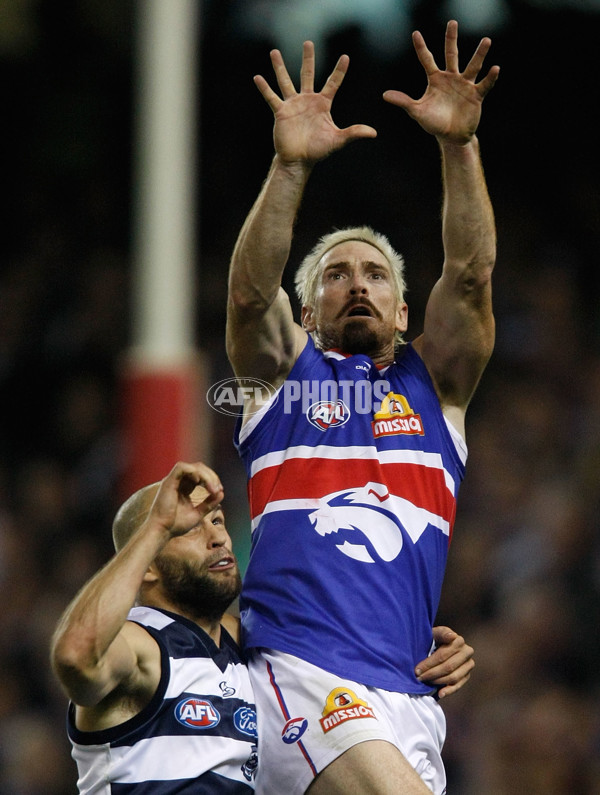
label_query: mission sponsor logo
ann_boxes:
[175,697,220,729]
[234,706,258,738]
[281,716,309,744]
[307,399,350,431]
[371,393,424,438]
[319,688,376,733]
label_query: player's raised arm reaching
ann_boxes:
[226,42,377,398]
[384,20,500,438]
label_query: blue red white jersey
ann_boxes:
[235,337,467,693]
[67,606,257,793]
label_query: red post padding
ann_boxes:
[119,354,210,500]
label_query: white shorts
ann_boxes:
[248,649,447,795]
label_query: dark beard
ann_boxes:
[154,555,242,623]
[339,320,381,356]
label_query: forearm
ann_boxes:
[439,136,496,279]
[51,522,168,677]
[228,155,312,312]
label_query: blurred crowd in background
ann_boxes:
[1,1,599,792]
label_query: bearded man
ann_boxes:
[51,461,258,792]
[226,20,498,795]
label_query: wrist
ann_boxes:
[272,153,314,180]
[437,134,480,155]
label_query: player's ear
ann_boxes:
[301,305,316,332]
[143,563,159,584]
[395,301,408,333]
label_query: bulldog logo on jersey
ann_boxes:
[308,481,450,560]
[320,688,376,733]
[306,399,350,431]
[175,698,220,729]
[372,392,424,438]
[308,482,404,563]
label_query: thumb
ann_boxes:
[382,89,413,110]
[341,123,378,143]
[432,625,456,645]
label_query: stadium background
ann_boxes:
[0,0,599,791]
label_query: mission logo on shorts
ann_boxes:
[320,688,377,733]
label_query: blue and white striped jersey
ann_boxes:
[67,606,257,793]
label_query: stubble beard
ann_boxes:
[154,554,242,623]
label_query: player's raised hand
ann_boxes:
[383,20,499,145]
[148,461,224,539]
[254,40,377,165]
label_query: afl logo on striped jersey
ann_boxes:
[175,698,221,729]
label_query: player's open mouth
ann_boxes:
[347,306,373,317]
[337,298,380,320]
[208,556,234,570]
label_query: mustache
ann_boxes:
[336,298,382,320]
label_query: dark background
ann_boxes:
[1,1,599,791]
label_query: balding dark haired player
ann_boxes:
[51,461,257,792]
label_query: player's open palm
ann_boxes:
[254,40,377,165]
[384,20,499,145]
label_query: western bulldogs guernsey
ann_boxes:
[235,337,467,693]
[67,606,258,793]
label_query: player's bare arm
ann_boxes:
[384,21,499,429]
[50,462,223,724]
[226,42,377,394]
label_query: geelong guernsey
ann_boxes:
[235,338,467,693]
[67,606,257,793]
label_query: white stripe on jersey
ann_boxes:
[250,444,457,496]
[73,735,253,791]
[250,492,450,541]
[443,415,468,465]
[166,656,250,700]
[129,605,175,629]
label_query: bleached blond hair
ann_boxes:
[294,226,407,310]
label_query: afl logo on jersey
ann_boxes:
[175,698,221,729]
[307,400,350,431]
